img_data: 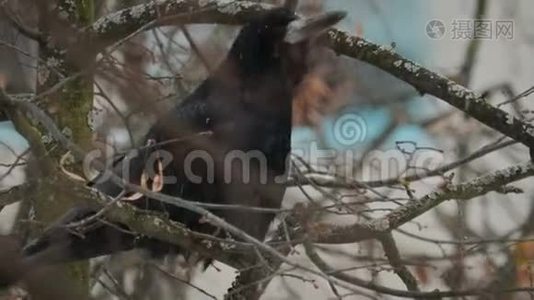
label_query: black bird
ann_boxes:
[21,8,345,266]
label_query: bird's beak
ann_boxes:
[284,11,347,44]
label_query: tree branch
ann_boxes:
[0,184,30,213]
[72,186,254,268]
[90,0,273,43]
[378,233,420,292]
[317,161,534,244]
[327,28,534,150]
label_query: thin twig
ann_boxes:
[151,263,218,300]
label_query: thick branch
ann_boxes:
[327,29,534,149]
[91,0,272,43]
[378,233,420,292]
[72,186,253,268]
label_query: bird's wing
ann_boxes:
[22,80,219,264]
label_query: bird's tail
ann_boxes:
[23,207,136,266]
[0,207,130,288]
[22,205,181,267]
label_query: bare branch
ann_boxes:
[318,161,534,244]
[90,0,273,43]
[0,184,30,212]
[378,233,420,292]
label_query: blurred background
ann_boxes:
[2,0,534,299]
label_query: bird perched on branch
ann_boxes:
[21,7,345,267]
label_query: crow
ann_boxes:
[20,7,345,267]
